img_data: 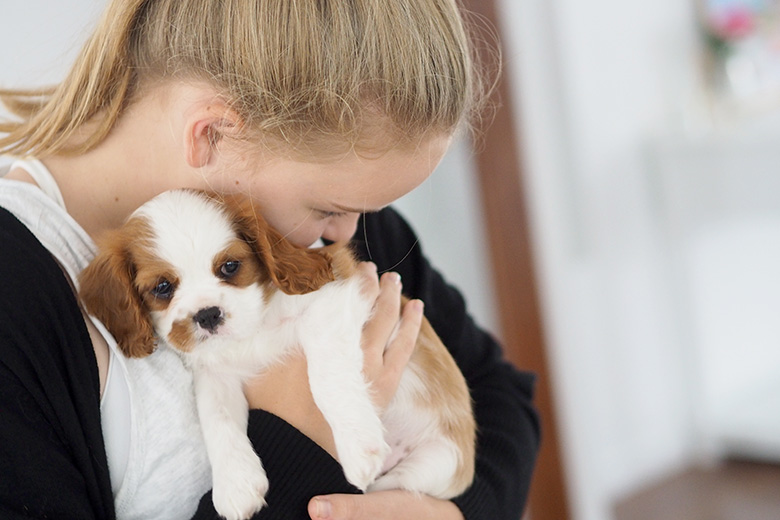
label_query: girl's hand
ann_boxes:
[356,263,424,410]
[308,490,465,520]
[243,262,423,458]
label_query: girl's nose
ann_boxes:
[321,213,360,243]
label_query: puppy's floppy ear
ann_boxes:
[79,230,157,358]
[219,193,335,295]
[256,226,336,295]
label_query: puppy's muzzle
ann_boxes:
[193,306,224,332]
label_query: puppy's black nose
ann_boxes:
[193,306,223,332]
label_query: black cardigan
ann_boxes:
[0,205,539,520]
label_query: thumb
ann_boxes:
[308,495,363,520]
[308,490,461,520]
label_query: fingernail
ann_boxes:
[311,498,332,519]
[386,272,401,285]
[413,299,424,313]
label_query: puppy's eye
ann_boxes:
[151,279,174,299]
[219,261,241,279]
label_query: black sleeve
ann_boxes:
[191,411,360,519]
[352,207,540,520]
[0,208,115,520]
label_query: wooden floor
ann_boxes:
[613,459,780,520]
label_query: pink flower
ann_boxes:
[709,7,756,41]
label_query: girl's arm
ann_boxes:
[0,208,115,520]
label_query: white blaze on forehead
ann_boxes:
[135,191,236,271]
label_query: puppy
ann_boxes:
[79,189,475,520]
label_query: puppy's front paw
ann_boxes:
[337,434,391,491]
[212,456,269,520]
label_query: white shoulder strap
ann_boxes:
[10,157,67,210]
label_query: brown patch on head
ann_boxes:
[210,192,336,295]
[131,255,179,313]
[79,216,159,358]
[212,239,266,288]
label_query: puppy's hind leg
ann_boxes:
[368,438,465,499]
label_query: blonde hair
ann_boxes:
[0,0,495,158]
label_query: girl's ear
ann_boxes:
[219,193,335,295]
[185,102,242,168]
[79,233,157,358]
[186,118,218,168]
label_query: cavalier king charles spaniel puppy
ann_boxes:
[79,189,475,520]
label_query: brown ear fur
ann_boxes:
[78,230,157,358]
[218,193,335,295]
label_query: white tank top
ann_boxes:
[0,158,212,520]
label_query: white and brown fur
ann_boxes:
[79,189,475,520]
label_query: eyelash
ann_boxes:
[318,210,348,219]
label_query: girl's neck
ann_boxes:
[39,89,191,240]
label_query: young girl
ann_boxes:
[0,1,539,519]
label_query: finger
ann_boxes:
[373,272,402,321]
[308,491,463,520]
[308,493,390,520]
[361,272,402,355]
[382,299,423,374]
[355,262,379,299]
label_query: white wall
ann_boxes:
[0,2,103,86]
[0,2,102,167]
[500,0,780,519]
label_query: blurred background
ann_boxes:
[2,1,780,519]
[495,0,780,518]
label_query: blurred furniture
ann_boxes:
[614,459,780,520]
